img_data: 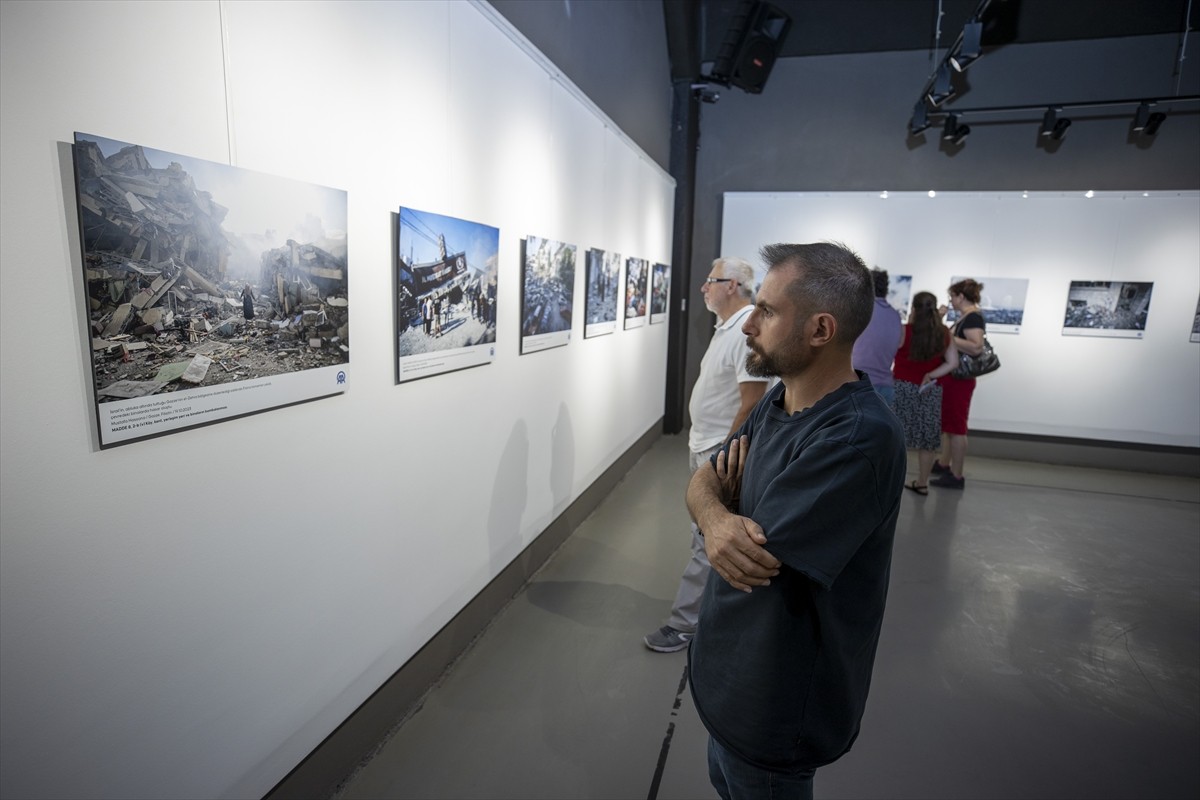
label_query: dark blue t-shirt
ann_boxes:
[688,375,906,772]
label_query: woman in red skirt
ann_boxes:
[931,278,987,489]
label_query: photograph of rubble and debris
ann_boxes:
[650,262,670,324]
[520,235,576,354]
[75,133,349,421]
[584,247,621,338]
[624,257,648,329]
[396,206,499,378]
[1062,280,1154,338]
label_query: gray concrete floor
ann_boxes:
[335,434,1200,800]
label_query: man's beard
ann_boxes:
[746,337,810,378]
[745,348,778,377]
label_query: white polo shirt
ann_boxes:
[688,303,767,453]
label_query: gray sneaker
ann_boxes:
[643,625,693,653]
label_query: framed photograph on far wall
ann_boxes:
[74,132,349,448]
[1191,295,1200,343]
[396,206,499,382]
[1062,280,1154,338]
[650,262,670,324]
[584,248,620,338]
[886,274,912,320]
[946,275,1030,334]
[520,235,577,354]
[624,257,648,329]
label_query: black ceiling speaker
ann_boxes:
[711,1,792,94]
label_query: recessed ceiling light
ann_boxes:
[928,190,937,198]
[1085,190,1094,198]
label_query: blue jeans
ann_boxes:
[707,737,815,800]
[873,384,895,407]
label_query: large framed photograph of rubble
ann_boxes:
[396,206,499,381]
[519,235,576,354]
[584,248,620,338]
[624,257,648,329]
[73,133,349,448]
[1062,280,1154,338]
[1190,295,1200,343]
[650,262,670,324]
[946,275,1030,334]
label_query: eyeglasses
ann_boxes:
[704,277,735,284]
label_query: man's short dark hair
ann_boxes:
[871,268,889,299]
[759,242,874,344]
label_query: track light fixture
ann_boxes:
[927,64,956,107]
[1133,101,1153,130]
[1040,107,1071,140]
[950,19,983,72]
[1133,103,1166,135]
[942,113,970,145]
[909,101,931,135]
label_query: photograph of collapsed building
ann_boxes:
[624,257,648,329]
[396,207,499,380]
[73,132,348,445]
[1062,280,1154,338]
[650,262,670,324]
[519,236,576,354]
[946,275,1030,333]
[584,248,621,338]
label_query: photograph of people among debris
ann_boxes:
[520,236,576,354]
[947,275,1030,333]
[1062,280,1154,338]
[584,248,621,338]
[624,257,648,329]
[74,132,348,447]
[650,262,670,324]
[396,206,499,381]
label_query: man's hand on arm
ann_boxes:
[687,439,781,594]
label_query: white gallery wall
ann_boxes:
[723,191,1200,447]
[0,2,673,799]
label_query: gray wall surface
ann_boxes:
[490,0,673,170]
[685,33,1200,420]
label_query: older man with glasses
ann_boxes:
[643,256,771,653]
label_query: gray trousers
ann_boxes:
[666,443,721,633]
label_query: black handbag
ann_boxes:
[952,337,1000,379]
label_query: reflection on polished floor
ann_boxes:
[336,434,1200,800]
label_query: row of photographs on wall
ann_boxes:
[395,207,669,381]
[886,274,1198,341]
[71,133,669,448]
[68,133,1198,448]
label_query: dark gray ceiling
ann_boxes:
[698,0,1194,60]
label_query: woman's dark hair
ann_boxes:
[909,291,948,362]
[949,278,983,304]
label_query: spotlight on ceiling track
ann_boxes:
[1040,107,1070,140]
[950,19,983,72]
[1133,101,1153,131]
[1143,111,1166,136]
[927,64,956,107]
[909,101,931,135]
[942,113,970,145]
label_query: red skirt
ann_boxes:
[939,375,976,435]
